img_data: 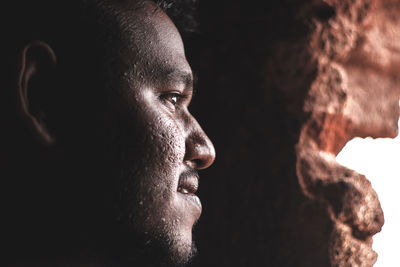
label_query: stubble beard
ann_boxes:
[103,173,198,267]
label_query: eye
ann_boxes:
[160,92,185,108]
[169,94,178,105]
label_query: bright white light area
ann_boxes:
[336,118,400,267]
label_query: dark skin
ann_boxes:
[4,1,215,266]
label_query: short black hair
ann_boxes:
[154,0,198,33]
[0,0,197,59]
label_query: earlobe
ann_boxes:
[17,41,57,145]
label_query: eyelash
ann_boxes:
[160,92,188,108]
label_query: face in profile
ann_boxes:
[102,2,215,265]
[4,1,214,266]
[90,2,216,265]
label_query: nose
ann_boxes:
[184,116,216,170]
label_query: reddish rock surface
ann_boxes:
[295,1,400,265]
[272,0,400,265]
[187,0,400,266]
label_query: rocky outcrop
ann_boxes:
[188,0,400,266]
[295,1,400,265]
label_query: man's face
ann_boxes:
[94,1,215,265]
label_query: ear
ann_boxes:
[16,41,57,145]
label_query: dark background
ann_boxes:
[178,1,332,266]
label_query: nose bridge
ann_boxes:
[183,112,215,170]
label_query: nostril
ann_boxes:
[194,159,204,169]
[184,137,215,170]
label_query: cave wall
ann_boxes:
[186,0,400,266]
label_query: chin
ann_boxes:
[136,230,197,267]
[167,237,197,267]
[113,208,198,266]
[105,227,196,267]
[150,220,197,266]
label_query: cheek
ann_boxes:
[153,116,186,167]
[139,90,186,168]
[114,88,190,235]
[131,109,187,227]
[143,110,186,183]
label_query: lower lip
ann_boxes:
[178,192,202,213]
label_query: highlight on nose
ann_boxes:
[184,130,216,170]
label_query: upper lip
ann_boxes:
[177,171,199,195]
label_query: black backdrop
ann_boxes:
[178,1,330,266]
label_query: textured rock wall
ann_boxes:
[294,1,400,265]
[186,0,400,266]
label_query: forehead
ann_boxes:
[109,0,192,79]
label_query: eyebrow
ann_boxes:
[164,69,194,91]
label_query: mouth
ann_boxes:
[177,171,202,211]
[177,174,199,195]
